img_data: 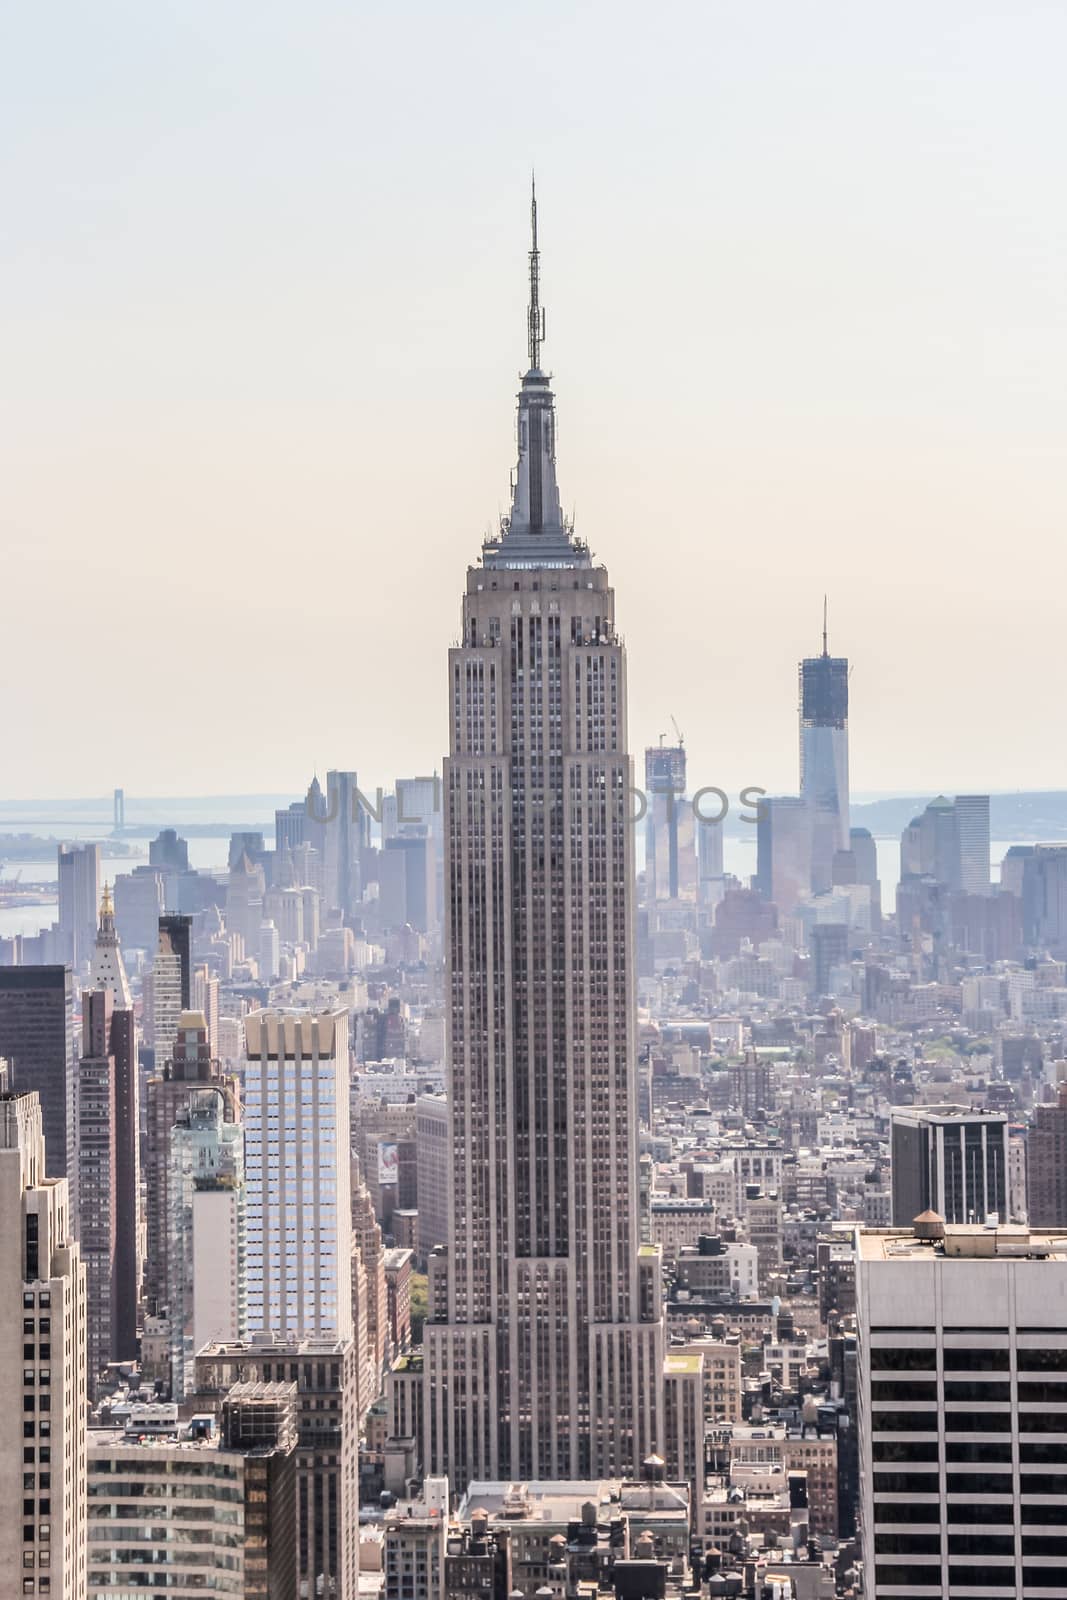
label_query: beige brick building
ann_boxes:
[0,1090,87,1600]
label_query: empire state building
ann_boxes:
[423,190,664,1488]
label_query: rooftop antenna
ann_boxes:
[822,594,829,657]
[527,173,545,371]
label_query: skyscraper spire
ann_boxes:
[483,181,578,564]
[90,877,132,1008]
[822,594,828,656]
[528,173,544,372]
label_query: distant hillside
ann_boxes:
[851,792,1067,841]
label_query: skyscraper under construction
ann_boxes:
[800,605,850,895]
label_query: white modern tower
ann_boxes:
[955,794,991,895]
[238,1007,359,1600]
[243,1008,352,1341]
[423,188,664,1490]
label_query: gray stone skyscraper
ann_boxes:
[423,188,664,1489]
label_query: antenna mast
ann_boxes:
[528,175,545,370]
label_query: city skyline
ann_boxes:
[6,9,1067,1597]
[6,4,1067,797]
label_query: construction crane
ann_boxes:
[670,714,684,747]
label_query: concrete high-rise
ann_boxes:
[1025,1082,1067,1228]
[955,793,991,895]
[810,920,850,998]
[352,1153,388,1418]
[275,796,309,854]
[191,963,219,1057]
[150,913,192,1069]
[158,913,192,1002]
[299,773,328,861]
[1019,843,1067,955]
[166,1086,245,1400]
[423,190,664,1489]
[57,841,100,971]
[394,775,443,840]
[226,851,265,955]
[258,919,280,982]
[323,770,365,921]
[890,1106,1010,1226]
[901,793,957,884]
[144,1009,229,1316]
[0,966,75,1195]
[900,794,990,898]
[149,828,190,873]
[857,1218,1067,1598]
[0,1090,87,1600]
[195,1338,359,1600]
[415,1091,449,1261]
[380,834,437,932]
[799,608,849,896]
[756,794,812,913]
[696,808,725,903]
[86,1383,302,1597]
[849,825,882,928]
[112,866,165,954]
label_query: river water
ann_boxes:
[0,806,275,940]
[0,818,1020,942]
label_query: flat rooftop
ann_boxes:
[891,1105,1008,1124]
[459,1481,619,1522]
[664,1353,703,1374]
[857,1225,1067,1262]
[87,1428,220,1452]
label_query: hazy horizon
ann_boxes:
[6,2,1066,797]
[4,786,1067,808]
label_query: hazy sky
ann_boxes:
[4,2,1066,803]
